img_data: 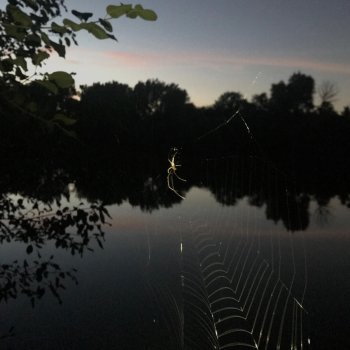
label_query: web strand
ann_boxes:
[176,156,308,349]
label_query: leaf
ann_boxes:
[51,22,68,34]
[49,282,61,302]
[99,18,113,32]
[138,9,158,21]
[52,114,77,126]
[80,22,109,40]
[35,80,58,94]
[96,237,104,249]
[106,4,132,18]
[23,0,39,11]
[15,67,27,80]
[25,34,41,46]
[3,24,26,40]
[0,59,14,72]
[41,32,50,45]
[13,56,27,71]
[49,40,66,58]
[91,213,100,222]
[52,263,60,270]
[48,71,75,88]
[26,245,33,254]
[107,34,118,41]
[32,50,50,66]
[101,207,112,218]
[99,211,105,224]
[62,19,82,32]
[64,37,71,47]
[7,4,33,27]
[71,10,93,22]
[107,4,157,21]
[126,10,138,19]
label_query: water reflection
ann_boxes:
[0,193,108,306]
[1,152,349,349]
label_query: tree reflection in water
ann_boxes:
[0,192,109,305]
[1,150,348,304]
[0,149,349,348]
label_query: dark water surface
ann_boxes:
[1,155,349,350]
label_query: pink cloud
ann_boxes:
[66,59,81,65]
[215,54,350,75]
[103,51,155,67]
[67,46,350,75]
[169,51,350,75]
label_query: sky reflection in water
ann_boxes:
[1,185,349,349]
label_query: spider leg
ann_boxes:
[170,185,185,200]
[167,171,172,189]
[166,168,172,188]
[167,172,185,199]
[174,172,186,182]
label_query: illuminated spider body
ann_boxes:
[167,148,186,199]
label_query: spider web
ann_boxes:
[149,155,308,350]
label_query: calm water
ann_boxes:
[1,155,349,350]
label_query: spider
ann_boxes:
[167,148,186,199]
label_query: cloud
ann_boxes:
[66,59,81,65]
[103,51,154,67]
[100,49,350,75]
[217,55,350,75]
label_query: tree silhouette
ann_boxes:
[132,79,191,147]
[287,72,315,113]
[213,91,244,112]
[134,79,189,118]
[317,80,339,105]
[3,69,350,242]
[270,72,315,114]
[341,106,350,118]
[251,92,269,112]
[78,81,136,147]
[269,81,289,112]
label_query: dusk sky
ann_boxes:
[3,0,350,109]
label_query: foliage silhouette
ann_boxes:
[317,80,339,105]
[270,72,315,114]
[0,0,157,137]
[0,190,109,305]
[78,81,137,148]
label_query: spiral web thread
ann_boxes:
[178,155,308,350]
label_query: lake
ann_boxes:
[0,154,349,350]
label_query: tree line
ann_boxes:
[1,71,350,220]
[3,72,349,161]
[77,72,349,152]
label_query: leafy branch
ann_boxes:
[0,0,157,128]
